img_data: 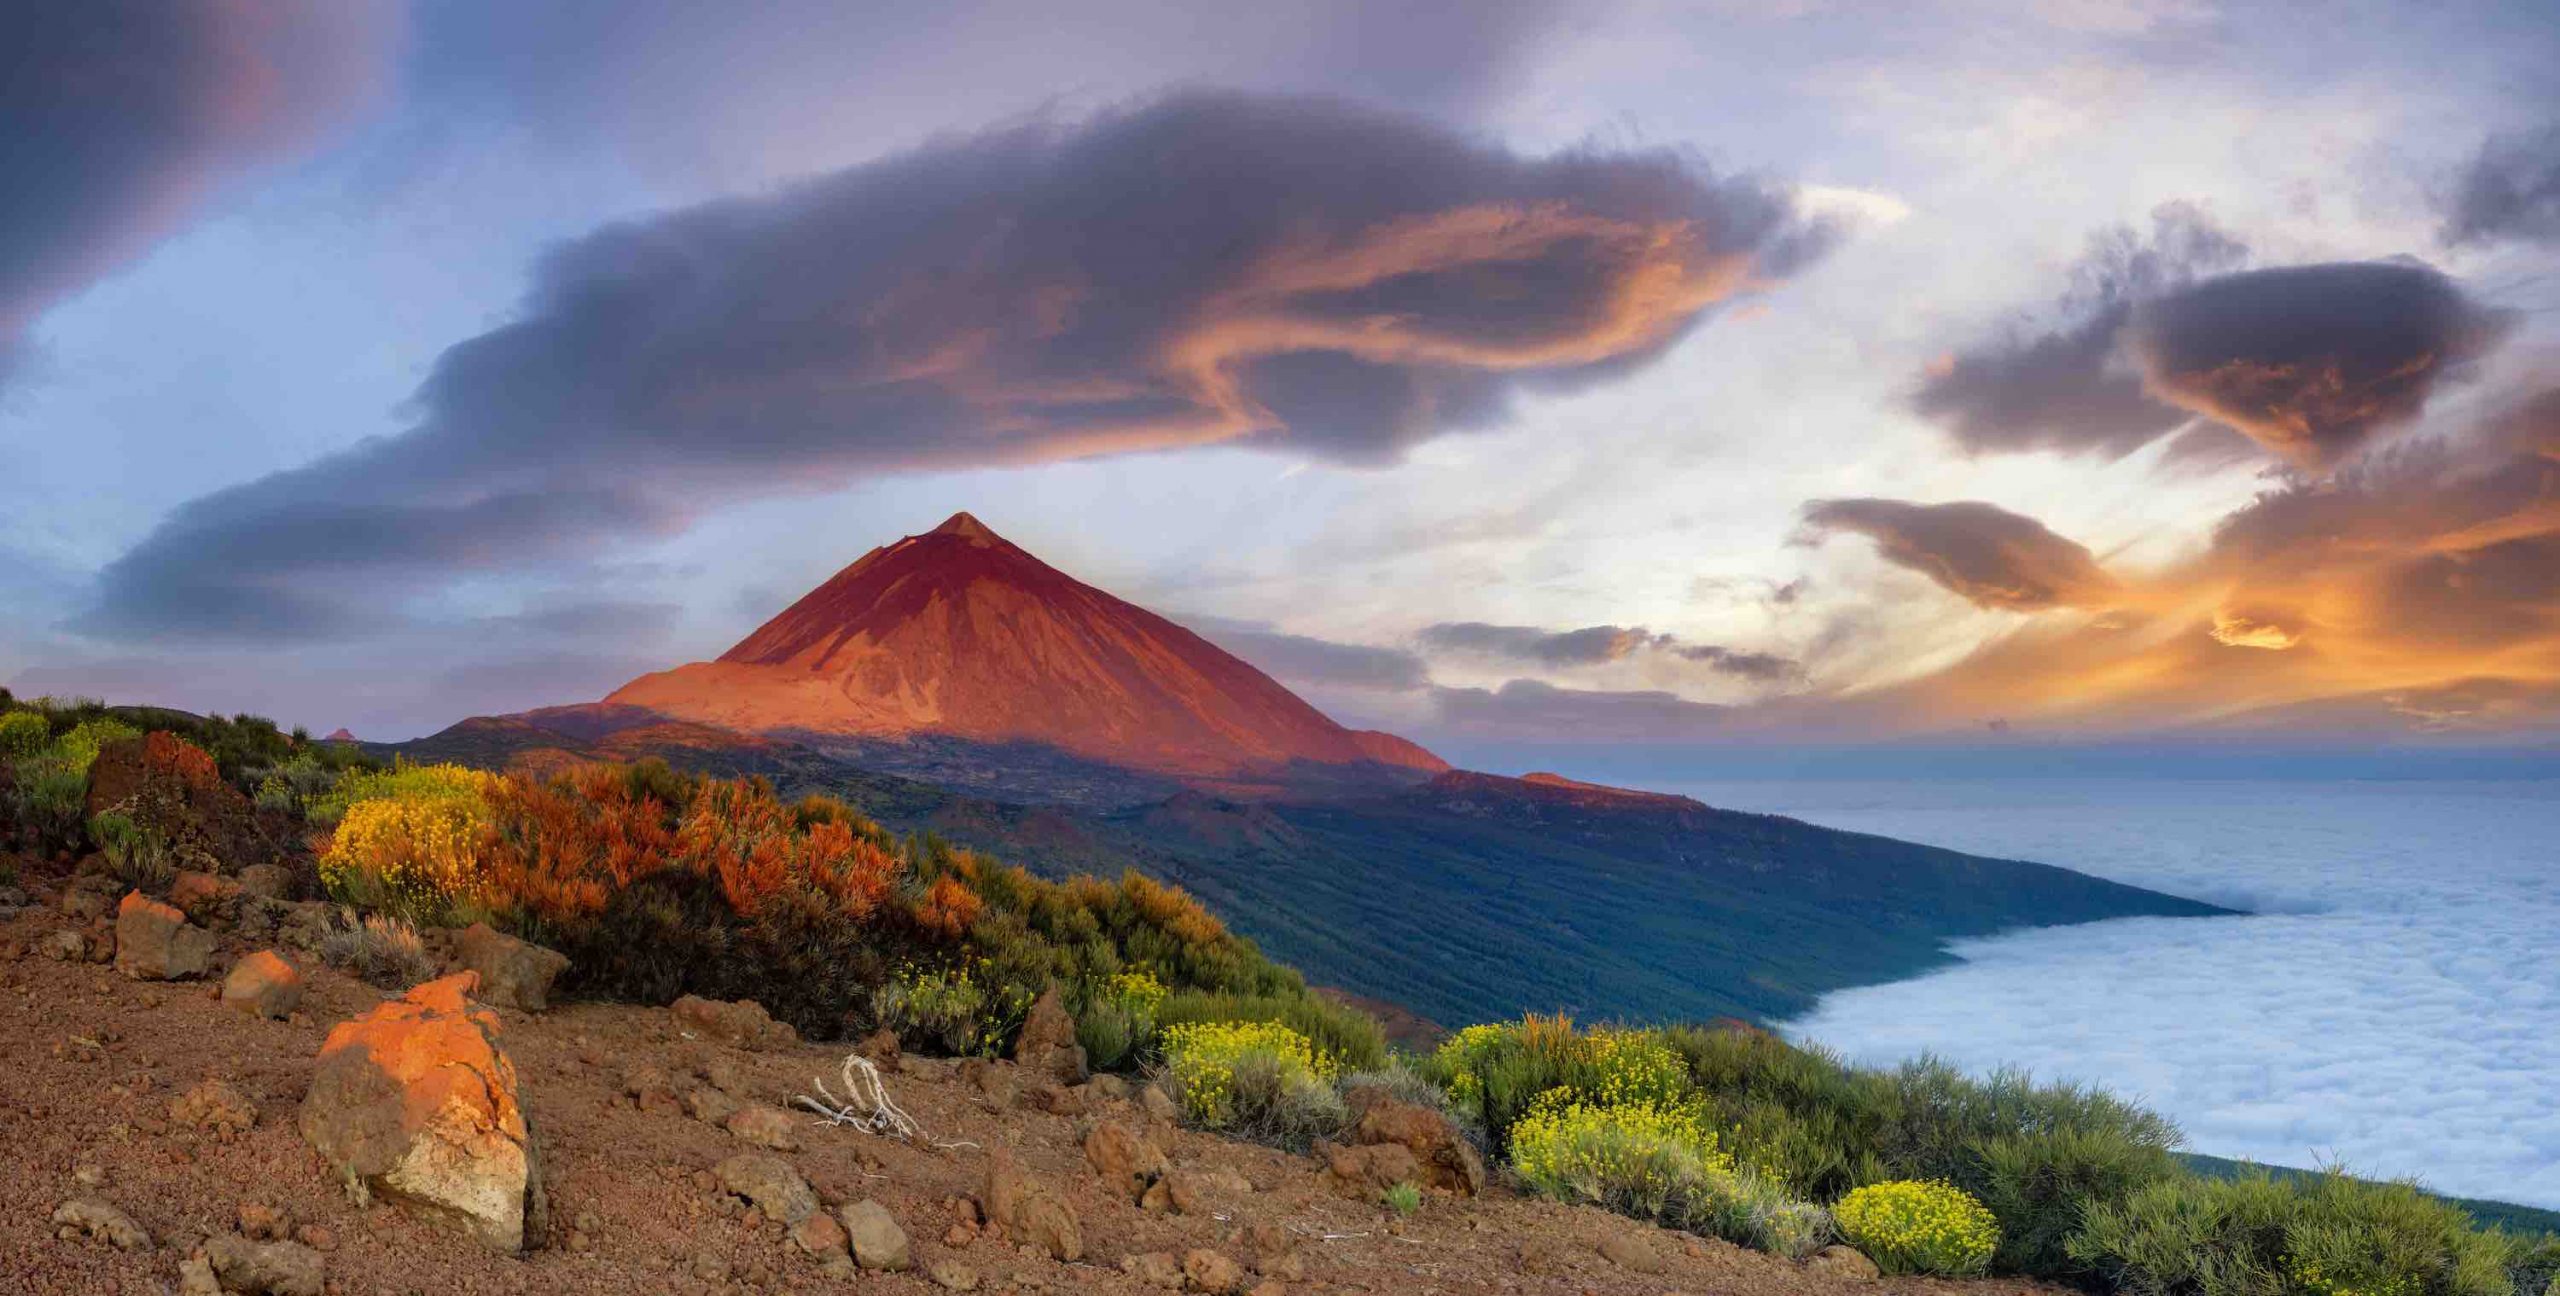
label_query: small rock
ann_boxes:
[840,1198,912,1272]
[1319,1141,1419,1196]
[1596,1232,1664,1273]
[1183,1248,1245,1294]
[1255,1249,1305,1282]
[929,1258,981,1291]
[790,1209,848,1259]
[1346,1093,1485,1195]
[1806,1244,1881,1281]
[1140,1084,1179,1124]
[723,1103,803,1151]
[961,1058,1018,1111]
[204,1234,325,1296]
[178,1253,222,1296]
[222,950,304,1020]
[39,929,90,961]
[1082,1122,1168,1203]
[1010,985,1087,1083]
[115,890,214,980]
[237,864,292,901]
[1082,1073,1131,1102]
[982,1147,1081,1262]
[1120,1251,1184,1290]
[293,1224,336,1252]
[452,923,570,1012]
[711,1152,818,1226]
[1248,1281,1287,1296]
[72,1163,107,1188]
[683,1085,742,1126]
[856,1028,901,1063]
[51,1198,149,1250]
[238,1202,293,1241]
[171,1078,258,1139]
[671,994,796,1050]
[168,871,238,925]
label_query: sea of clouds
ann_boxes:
[1664,777,2560,1209]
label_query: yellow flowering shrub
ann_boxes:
[1107,969,1170,1014]
[1159,1020,1335,1127]
[316,763,502,918]
[1509,1087,1736,1220]
[307,759,500,825]
[1833,1180,1999,1276]
[1582,1028,1691,1110]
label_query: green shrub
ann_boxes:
[9,759,91,848]
[1688,1170,1834,1260]
[1382,1181,1422,1217]
[2069,1170,2518,1296]
[90,812,175,891]
[1835,1179,2000,1276]
[1155,990,1387,1075]
[1509,1089,1733,1221]
[317,912,439,989]
[1158,1019,1345,1146]
[871,963,1024,1057]
[1071,968,1170,1071]
[0,710,49,757]
[52,718,140,774]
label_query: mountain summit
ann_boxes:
[606,512,1446,780]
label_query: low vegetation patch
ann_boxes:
[1834,1179,2000,1276]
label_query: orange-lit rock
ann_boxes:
[299,972,548,1252]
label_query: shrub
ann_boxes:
[307,760,498,826]
[1509,1089,1734,1221]
[1075,969,1170,1071]
[1159,1019,1343,1144]
[9,760,90,847]
[1155,991,1387,1075]
[1687,1170,1834,1260]
[872,963,1021,1057]
[0,710,48,757]
[2069,1170,2518,1296]
[53,718,141,774]
[317,766,501,921]
[317,912,439,989]
[1382,1181,1422,1216]
[91,811,175,891]
[1834,1180,2001,1277]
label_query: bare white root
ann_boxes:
[796,1053,977,1150]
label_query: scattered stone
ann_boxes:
[699,1052,752,1097]
[790,1209,848,1260]
[1807,1244,1881,1281]
[1596,1232,1664,1273]
[1319,1141,1420,1196]
[961,1058,1019,1111]
[1140,1168,1205,1216]
[671,994,796,1049]
[840,1199,913,1272]
[452,923,571,1012]
[238,1202,293,1241]
[1184,1248,1246,1294]
[115,891,214,980]
[203,1234,325,1296]
[683,1085,742,1126]
[1248,1281,1287,1296]
[1011,985,1087,1083]
[1141,1084,1179,1124]
[1254,1249,1305,1283]
[1032,1082,1085,1116]
[929,1258,981,1291]
[711,1152,818,1226]
[856,1027,901,1064]
[1120,1251,1184,1290]
[1082,1073,1131,1102]
[171,1079,259,1139]
[72,1164,108,1189]
[1346,1094,1485,1195]
[1083,1122,1168,1203]
[1516,1237,1567,1276]
[52,1198,149,1250]
[293,1224,336,1252]
[178,1253,221,1296]
[237,864,292,901]
[62,887,113,922]
[723,1104,803,1151]
[983,1147,1081,1262]
[620,1062,678,1112]
[221,950,304,1020]
[298,972,548,1253]
[39,929,89,962]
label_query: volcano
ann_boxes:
[605,512,1446,781]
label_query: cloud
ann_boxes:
[2126,261,2512,470]
[1420,620,1801,681]
[1426,678,1728,741]
[1799,498,2120,611]
[86,90,1833,642]
[1912,202,2247,458]
[1782,781,2560,1208]
[2,1,392,372]
[2441,123,2560,248]
[1190,619,1432,692]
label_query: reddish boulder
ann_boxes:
[115,890,213,980]
[299,972,547,1252]
[1011,985,1087,1083]
[453,923,570,1012]
[222,950,304,1019]
[672,994,796,1050]
[1347,1092,1485,1195]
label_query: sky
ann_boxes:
[7,0,2560,759]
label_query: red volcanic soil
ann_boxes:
[607,513,1448,780]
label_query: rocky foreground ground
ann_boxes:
[0,874,2060,1296]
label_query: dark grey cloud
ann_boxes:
[2126,261,2512,470]
[1913,203,2248,458]
[87,90,1831,642]
[478,599,683,640]
[1427,679,1727,742]
[2442,124,2560,248]
[411,1,1577,182]
[1800,498,2119,612]
[1419,620,1800,681]
[1189,619,1431,692]
[1,1,390,372]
